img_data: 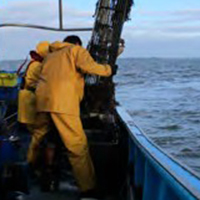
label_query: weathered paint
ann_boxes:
[117,107,200,200]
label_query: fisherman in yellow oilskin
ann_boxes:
[18,41,50,125]
[27,35,118,198]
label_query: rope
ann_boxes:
[17,56,28,75]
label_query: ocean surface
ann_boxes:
[1,58,200,176]
[115,58,200,176]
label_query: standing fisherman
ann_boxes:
[27,35,117,197]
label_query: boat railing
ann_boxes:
[0,0,92,32]
[0,23,92,32]
[117,106,200,200]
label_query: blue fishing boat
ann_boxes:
[0,0,200,200]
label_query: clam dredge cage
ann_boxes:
[84,0,133,114]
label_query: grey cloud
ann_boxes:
[170,9,200,17]
[1,1,200,60]
[129,7,200,37]
[154,14,200,25]
[0,0,93,27]
[2,26,200,60]
[138,8,200,18]
[121,30,200,58]
[1,1,56,22]
[0,0,94,60]
[124,24,200,38]
[0,27,92,60]
[163,25,200,34]
[136,8,200,25]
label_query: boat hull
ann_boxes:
[0,107,200,200]
[117,107,200,200]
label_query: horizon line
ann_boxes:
[1,56,200,62]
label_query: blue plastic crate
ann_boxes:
[0,136,18,167]
[0,86,19,102]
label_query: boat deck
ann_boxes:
[1,114,129,200]
[24,182,80,200]
[23,181,118,200]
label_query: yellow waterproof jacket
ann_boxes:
[24,61,42,89]
[18,61,42,124]
[36,41,111,116]
[25,41,50,89]
[18,41,49,124]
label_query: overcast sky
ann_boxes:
[1,0,200,60]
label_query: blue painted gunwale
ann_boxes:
[117,106,200,200]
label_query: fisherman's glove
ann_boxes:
[111,64,118,76]
[117,38,125,57]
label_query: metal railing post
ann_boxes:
[59,0,63,30]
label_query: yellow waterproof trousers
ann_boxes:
[27,112,95,191]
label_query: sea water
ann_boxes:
[115,58,200,176]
